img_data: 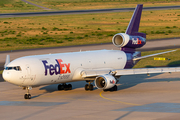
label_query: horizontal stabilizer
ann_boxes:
[133,49,176,61]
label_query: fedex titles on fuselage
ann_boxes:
[42,59,71,76]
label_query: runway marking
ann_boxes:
[115,103,180,113]
[41,92,114,103]
[0,101,67,106]
[99,91,141,106]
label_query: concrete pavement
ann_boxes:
[0,72,180,119]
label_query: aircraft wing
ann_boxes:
[81,67,180,78]
[81,69,111,78]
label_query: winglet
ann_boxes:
[125,4,146,38]
[4,55,10,68]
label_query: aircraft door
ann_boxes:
[22,64,36,85]
[26,64,31,76]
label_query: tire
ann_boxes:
[64,84,69,91]
[103,89,108,92]
[110,85,117,92]
[24,94,28,99]
[68,84,72,90]
[85,84,89,91]
[28,94,31,99]
[89,84,93,91]
[24,94,31,99]
[113,85,117,91]
[58,84,64,90]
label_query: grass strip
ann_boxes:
[134,49,180,68]
[0,9,180,51]
[28,0,180,10]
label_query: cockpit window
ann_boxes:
[5,66,22,71]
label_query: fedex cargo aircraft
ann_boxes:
[2,4,180,99]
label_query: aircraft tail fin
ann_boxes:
[125,4,146,38]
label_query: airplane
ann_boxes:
[2,4,180,99]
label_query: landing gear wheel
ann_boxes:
[113,85,117,91]
[64,84,68,91]
[85,84,93,91]
[67,84,72,90]
[24,94,31,99]
[89,84,93,91]
[58,84,64,90]
[103,89,108,92]
[85,84,89,91]
[104,85,118,92]
[24,87,32,99]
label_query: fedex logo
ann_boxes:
[110,79,116,84]
[42,59,71,76]
[132,38,142,45]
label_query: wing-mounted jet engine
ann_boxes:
[95,74,117,91]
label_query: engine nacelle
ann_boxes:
[95,74,116,90]
[112,33,146,48]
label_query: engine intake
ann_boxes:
[112,33,146,49]
[95,74,116,90]
[112,33,129,48]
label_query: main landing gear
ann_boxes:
[58,83,72,90]
[24,87,32,99]
[85,80,93,91]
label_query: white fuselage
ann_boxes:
[3,50,127,87]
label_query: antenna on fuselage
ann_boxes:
[4,55,10,68]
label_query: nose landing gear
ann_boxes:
[24,87,32,99]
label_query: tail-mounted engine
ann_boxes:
[112,33,146,49]
[95,74,116,90]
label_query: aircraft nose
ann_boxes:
[2,70,11,82]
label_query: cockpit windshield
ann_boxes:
[5,66,22,71]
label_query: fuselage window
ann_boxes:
[5,66,22,71]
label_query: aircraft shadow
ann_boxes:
[31,93,44,99]
[118,60,180,91]
[39,61,180,93]
[167,60,180,67]
[118,73,180,91]
[40,73,180,94]
[39,81,90,93]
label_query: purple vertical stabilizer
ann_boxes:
[125,4,146,38]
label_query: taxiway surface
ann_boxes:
[1,72,180,120]
[0,5,180,18]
